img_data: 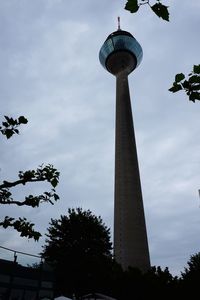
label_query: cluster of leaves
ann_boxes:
[112,265,178,300]
[181,252,200,280]
[0,164,60,240]
[169,65,200,102]
[0,115,28,139]
[0,116,60,241]
[0,217,41,240]
[125,0,169,21]
[18,164,59,188]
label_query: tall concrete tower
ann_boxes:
[99,23,150,272]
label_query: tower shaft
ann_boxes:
[114,71,150,271]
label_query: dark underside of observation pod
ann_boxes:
[106,50,137,75]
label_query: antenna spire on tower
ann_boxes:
[118,16,121,30]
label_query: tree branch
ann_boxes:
[0,199,25,206]
[0,216,41,241]
[0,189,59,207]
[0,178,45,189]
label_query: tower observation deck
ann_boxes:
[99,26,150,272]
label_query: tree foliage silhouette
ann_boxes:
[181,252,200,280]
[42,208,113,297]
[109,265,178,300]
[0,116,59,240]
[178,252,200,297]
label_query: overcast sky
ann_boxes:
[0,0,200,276]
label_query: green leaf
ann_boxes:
[18,116,28,124]
[189,75,200,84]
[125,0,139,13]
[4,116,11,123]
[51,178,58,188]
[175,73,185,83]
[182,80,190,89]
[151,3,169,21]
[14,129,19,134]
[191,84,200,91]
[189,92,200,102]
[2,122,8,128]
[193,65,200,74]
[5,129,14,139]
[54,193,60,201]
[169,84,182,93]
[11,118,17,125]
[6,117,16,126]
[23,170,35,181]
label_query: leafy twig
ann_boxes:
[125,0,170,22]
[0,116,28,139]
[169,65,200,102]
